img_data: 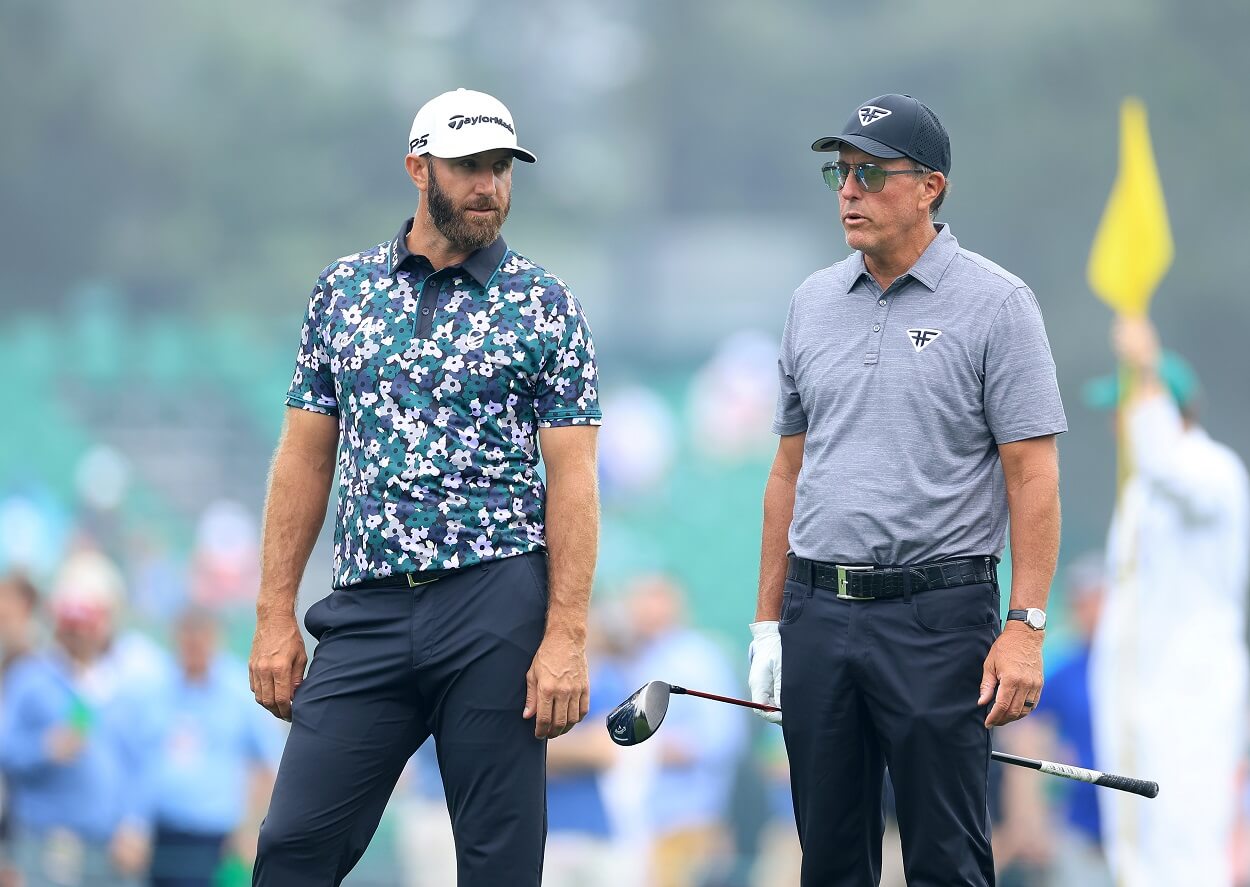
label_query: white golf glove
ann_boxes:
[748,621,783,725]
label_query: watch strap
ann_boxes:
[1006,608,1045,629]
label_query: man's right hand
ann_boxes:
[748,621,783,725]
[249,611,308,721]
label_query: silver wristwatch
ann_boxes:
[1006,607,1047,630]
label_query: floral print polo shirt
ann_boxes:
[286,219,602,588]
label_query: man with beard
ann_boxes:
[249,88,602,886]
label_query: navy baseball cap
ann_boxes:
[812,94,951,175]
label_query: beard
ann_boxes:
[426,163,511,253]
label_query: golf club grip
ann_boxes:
[670,686,780,713]
[991,751,1159,799]
[1090,771,1160,799]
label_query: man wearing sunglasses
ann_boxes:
[748,93,1065,885]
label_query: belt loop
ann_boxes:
[804,557,815,597]
[902,569,913,604]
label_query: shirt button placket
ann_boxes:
[415,271,441,338]
[865,287,888,365]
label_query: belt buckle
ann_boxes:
[835,565,873,600]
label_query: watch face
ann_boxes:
[1026,609,1047,630]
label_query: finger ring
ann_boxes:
[1023,700,1035,708]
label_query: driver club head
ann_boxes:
[605,680,672,746]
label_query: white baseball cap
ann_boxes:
[408,88,537,163]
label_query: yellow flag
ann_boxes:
[1087,98,1173,317]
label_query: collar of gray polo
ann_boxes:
[844,223,959,295]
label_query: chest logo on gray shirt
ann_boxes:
[906,328,942,351]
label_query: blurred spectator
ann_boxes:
[544,622,631,887]
[189,500,259,609]
[989,731,1052,887]
[145,607,283,887]
[124,529,188,626]
[0,559,153,887]
[0,490,70,581]
[596,598,659,877]
[0,573,39,887]
[625,574,747,887]
[54,551,170,704]
[597,386,678,500]
[687,330,778,463]
[748,727,802,887]
[73,446,132,555]
[0,573,37,679]
[995,553,1112,887]
[1087,316,1250,886]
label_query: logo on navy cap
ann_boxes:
[858,106,892,126]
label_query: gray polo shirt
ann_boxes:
[773,224,1066,566]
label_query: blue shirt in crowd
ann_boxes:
[546,661,628,837]
[147,655,285,835]
[630,629,746,834]
[0,653,152,842]
[1036,646,1100,843]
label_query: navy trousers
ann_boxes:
[253,552,549,887]
[780,565,999,887]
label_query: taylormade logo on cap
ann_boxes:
[447,113,515,134]
[408,88,538,164]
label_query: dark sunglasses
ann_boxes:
[822,161,929,193]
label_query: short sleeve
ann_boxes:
[534,281,602,427]
[284,276,339,416]
[983,286,1067,443]
[772,296,808,435]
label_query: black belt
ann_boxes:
[346,566,463,591]
[786,554,997,600]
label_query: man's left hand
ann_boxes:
[978,624,1044,727]
[523,632,589,739]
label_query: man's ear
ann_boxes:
[405,154,430,192]
[920,170,946,213]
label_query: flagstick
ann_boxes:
[1087,96,1172,886]
[1113,351,1139,887]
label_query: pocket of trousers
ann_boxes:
[779,579,806,625]
[522,551,550,608]
[303,592,338,640]
[302,588,360,641]
[910,581,998,632]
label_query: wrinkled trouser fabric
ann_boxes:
[781,568,998,887]
[253,553,549,887]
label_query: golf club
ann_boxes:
[606,680,1159,799]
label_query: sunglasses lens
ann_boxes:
[822,164,843,192]
[861,165,887,192]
